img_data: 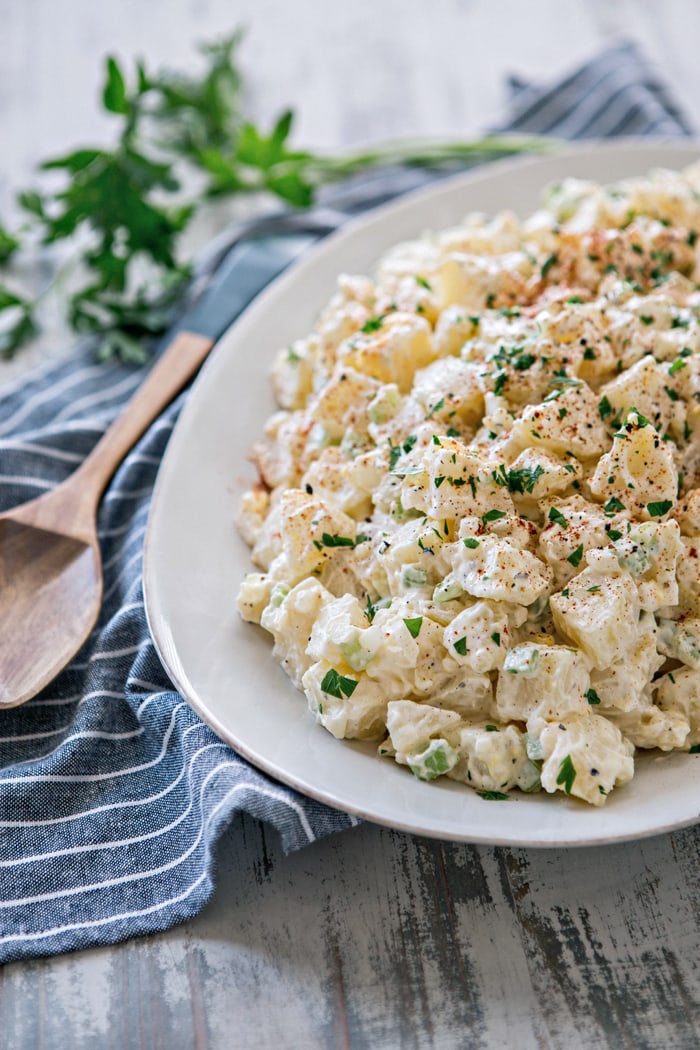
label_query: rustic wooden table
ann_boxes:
[2,2,700,1047]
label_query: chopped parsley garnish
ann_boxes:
[320,668,358,700]
[425,397,445,419]
[476,790,510,800]
[403,616,423,639]
[482,508,507,524]
[513,352,536,371]
[540,253,557,279]
[463,537,480,549]
[493,370,508,395]
[628,407,651,428]
[583,347,597,361]
[453,637,468,656]
[598,395,613,420]
[567,295,583,304]
[647,500,673,517]
[388,433,418,471]
[556,754,576,795]
[490,632,501,647]
[415,275,432,290]
[639,315,654,325]
[608,529,623,542]
[364,595,377,624]
[567,544,584,567]
[548,507,568,528]
[485,725,499,732]
[317,532,366,549]
[492,464,509,488]
[665,386,679,401]
[506,464,544,494]
[434,476,446,488]
[689,744,700,754]
[669,357,687,375]
[585,688,601,705]
[604,496,625,514]
[361,315,385,333]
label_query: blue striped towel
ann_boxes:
[0,40,692,963]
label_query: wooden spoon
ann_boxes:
[0,331,213,708]
[0,219,331,708]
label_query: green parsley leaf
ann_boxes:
[540,253,557,279]
[102,55,129,114]
[415,275,432,290]
[689,744,700,754]
[556,754,576,795]
[490,632,501,647]
[425,397,445,419]
[482,508,507,524]
[647,500,673,517]
[567,544,584,567]
[604,496,625,514]
[608,529,623,541]
[453,637,468,656]
[506,464,544,494]
[463,537,480,549]
[320,668,358,700]
[585,688,601,705]
[361,315,385,333]
[513,352,536,371]
[548,507,568,528]
[476,790,510,800]
[598,395,613,420]
[403,616,423,639]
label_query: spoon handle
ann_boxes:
[58,331,214,528]
[80,330,213,486]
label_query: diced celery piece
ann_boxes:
[402,565,429,588]
[407,738,459,781]
[504,646,540,677]
[433,578,463,604]
[270,584,290,608]
[340,636,374,672]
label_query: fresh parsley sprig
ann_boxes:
[0,32,556,361]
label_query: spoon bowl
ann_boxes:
[0,519,100,706]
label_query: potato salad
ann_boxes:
[236,162,700,807]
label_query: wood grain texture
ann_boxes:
[1,816,699,1049]
[2,2,700,1047]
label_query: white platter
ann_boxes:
[144,141,700,846]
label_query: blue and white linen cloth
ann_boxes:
[0,41,692,963]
